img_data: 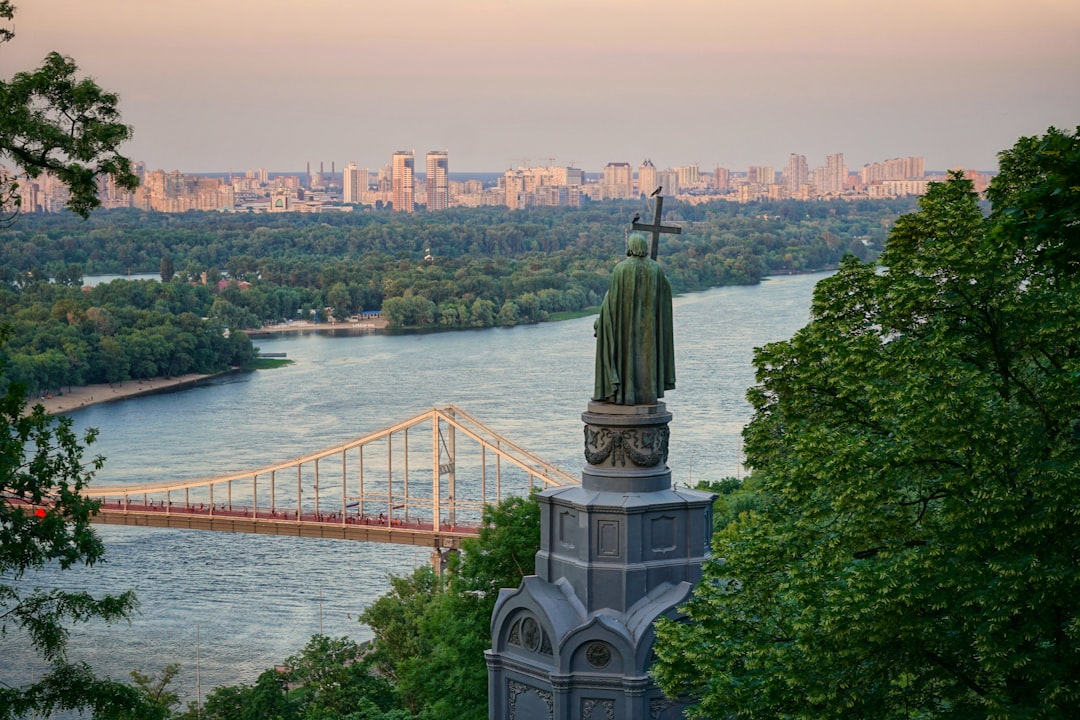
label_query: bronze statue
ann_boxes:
[592,233,675,405]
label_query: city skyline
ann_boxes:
[5,1,1079,173]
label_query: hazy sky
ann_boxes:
[6,0,1079,173]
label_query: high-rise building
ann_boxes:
[638,159,657,198]
[657,169,680,197]
[391,150,415,212]
[822,153,848,195]
[358,167,370,201]
[747,166,776,185]
[786,154,809,195]
[426,151,449,210]
[603,162,634,199]
[342,162,362,204]
[548,166,584,187]
[503,169,524,209]
[860,156,925,184]
[676,163,700,187]
[713,166,731,192]
[377,164,392,193]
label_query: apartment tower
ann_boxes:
[603,162,634,199]
[638,159,657,198]
[342,162,365,204]
[786,153,809,196]
[426,151,449,210]
[391,150,415,212]
[824,153,848,195]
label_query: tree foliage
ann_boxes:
[0,351,164,718]
[0,279,257,397]
[359,493,541,720]
[1,198,913,331]
[181,636,405,720]
[184,494,541,720]
[653,128,1080,718]
[0,1,138,224]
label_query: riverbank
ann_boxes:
[247,318,387,336]
[31,373,219,417]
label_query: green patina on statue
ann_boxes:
[593,233,675,405]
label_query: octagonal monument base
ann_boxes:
[487,402,715,720]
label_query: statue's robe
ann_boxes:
[592,254,675,405]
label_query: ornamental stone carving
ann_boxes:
[582,698,616,720]
[583,424,669,468]
[585,642,612,668]
[508,679,553,720]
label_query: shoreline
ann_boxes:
[30,273,828,418]
[31,373,221,417]
[27,321,388,418]
[246,318,387,336]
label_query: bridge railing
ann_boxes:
[84,406,578,541]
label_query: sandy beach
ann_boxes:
[27,318,388,417]
[30,373,218,417]
[249,317,387,335]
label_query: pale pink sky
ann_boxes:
[6,0,1079,173]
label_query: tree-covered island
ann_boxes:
[0,198,912,396]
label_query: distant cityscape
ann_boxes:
[9,150,993,216]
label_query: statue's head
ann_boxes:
[626,233,648,257]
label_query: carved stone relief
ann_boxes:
[584,424,669,468]
[508,679,553,720]
[506,614,553,656]
[585,642,612,668]
[582,698,616,720]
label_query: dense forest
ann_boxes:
[0,198,917,394]
[0,279,258,396]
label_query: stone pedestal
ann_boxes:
[487,402,714,720]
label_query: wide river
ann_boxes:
[6,271,828,707]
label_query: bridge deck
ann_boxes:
[92,503,478,549]
[65,406,574,552]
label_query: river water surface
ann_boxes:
[5,271,828,707]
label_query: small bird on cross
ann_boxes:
[650,186,662,197]
[632,212,640,224]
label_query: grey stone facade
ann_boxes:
[487,402,714,719]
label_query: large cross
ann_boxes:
[631,194,681,260]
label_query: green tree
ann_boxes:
[358,567,442,714]
[325,281,352,322]
[159,255,175,283]
[0,2,138,224]
[128,664,183,720]
[192,668,299,720]
[282,635,401,719]
[359,493,542,720]
[470,298,496,328]
[53,263,83,287]
[652,129,1080,718]
[495,300,518,326]
[0,355,155,718]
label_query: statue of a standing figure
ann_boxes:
[593,233,675,405]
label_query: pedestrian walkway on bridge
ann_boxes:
[80,406,576,550]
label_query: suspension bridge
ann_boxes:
[82,406,577,553]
